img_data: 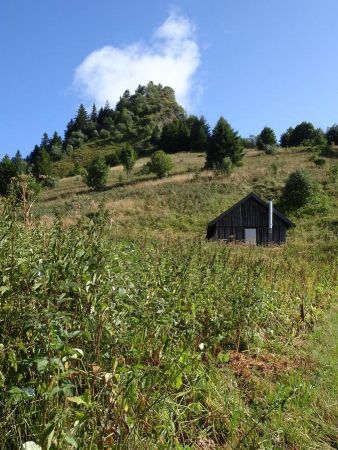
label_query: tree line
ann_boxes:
[1,82,337,194]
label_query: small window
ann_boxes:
[245,228,257,245]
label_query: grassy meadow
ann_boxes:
[0,147,337,449]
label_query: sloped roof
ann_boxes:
[208,192,295,228]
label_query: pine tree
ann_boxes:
[206,117,243,168]
[13,150,27,174]
[74,104,89,133]
[90,103,98,123]
[189,116,210,152]
[32,148,52,179]
[0,155,18,195]
[40,132,50,150]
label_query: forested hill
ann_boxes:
[24,82,209,177]
[1,82,338,181]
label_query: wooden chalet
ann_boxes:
[206,192,295,245]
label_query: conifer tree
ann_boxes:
[189,116,210,152]
[206,117,243,168]
[40,132,50,150]
[13,150,27,174]
[32,148,52,179]
[256,127,277,150]
[74,104,89,133]
[85,156,109,190]
[90,103,98,123]
[0,155,18,195]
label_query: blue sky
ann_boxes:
[1,0,338,157]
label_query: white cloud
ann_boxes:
[74,13,200,109]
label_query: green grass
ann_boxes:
[0,147,337,449]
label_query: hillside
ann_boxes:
[1,148,337,449]
[38,148,338,240]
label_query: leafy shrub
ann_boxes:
[313,157,326,167]
[220,156,233,175]
[105,151,121,167]
[84,156,109,190]
[281,169,319,211]
[256,127,277,150]
[68,130,87,149]
[69,162,86,177]
[270,161,279,175]
[263,144,277,155]
[148,150,174,178]
[99,129,110,140]
[44,176,59,188]
[329,164,338,183]
[120,144,137,175]
[319,143,335,157]
[0,214,336,449]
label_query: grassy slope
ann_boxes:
[38,148,337,242]
[1,147,337,449]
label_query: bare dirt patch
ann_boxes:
[229,351,307,379]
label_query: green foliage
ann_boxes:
[148,150,174,177]
[280,122,327,147]
[263,144,277,155]
[8,174,41,224]
[0,155,19,195]
[326,123,338,144]
[329,164,338,183]
[241,135,257,148]
[32,148,52,179]
[84,156,109,190]
[0,212,336,449]
[281,169,319,211]
[310,155,326,166]
[206,117,244,168]
[160,116,210,153]
[219,156,233,175]
[105,150,121,167]
[120,144,137,175]
[257,127,277,150]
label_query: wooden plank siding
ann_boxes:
[207,195,291,245]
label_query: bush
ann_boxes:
[84,156,109,190]
[148,150,174,178]
[44,176,59,188]
[313,157,326,167]
[220,156,233,175]
[256,127,277,150]
[281,169,319,211]
[263,144,277,155]
[329,164,338,183]
[105,151,121,167]
[120,144,137,175]
[99,129,110,140]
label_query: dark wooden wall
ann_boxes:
[211,197,287,244]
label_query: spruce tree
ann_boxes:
[189,116,210,152]
[206,117,243,168]
[90,103,98,123]
[13,151,27,174]
[0,155,18,195]
[32,148,52,179]
[40,132,50,150]
[74,104,89,134]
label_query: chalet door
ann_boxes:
[244,228,257,245]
